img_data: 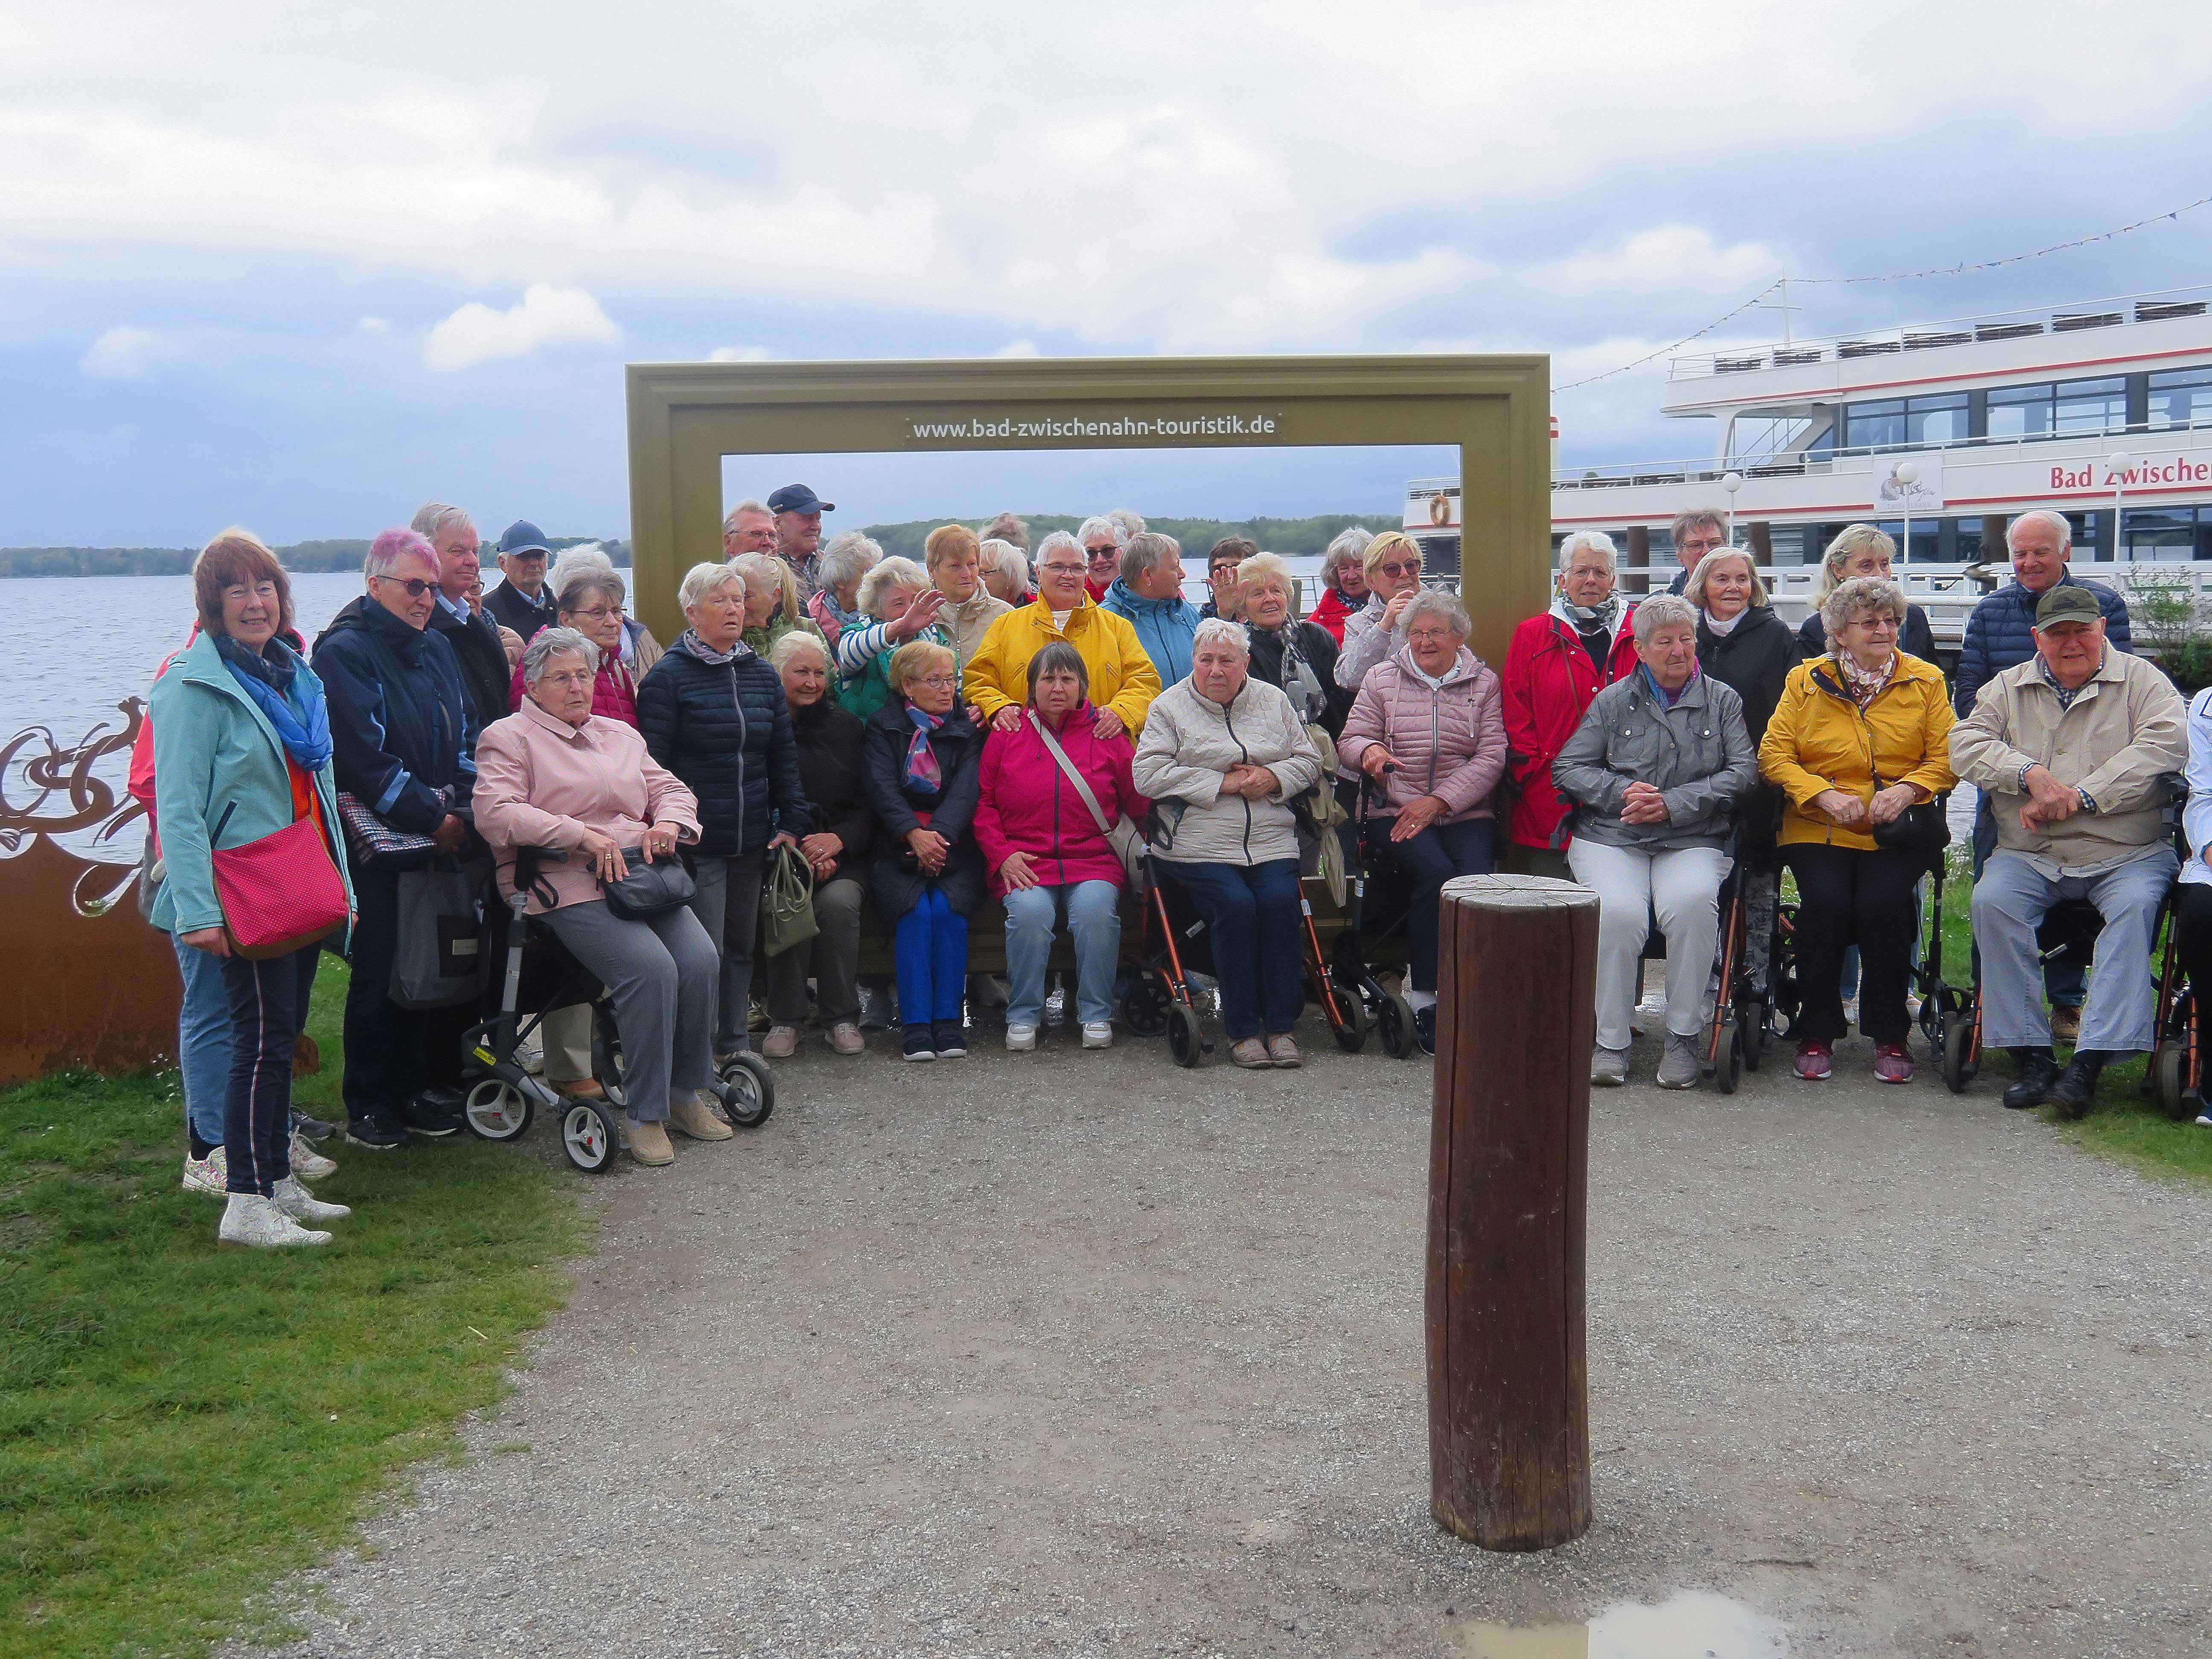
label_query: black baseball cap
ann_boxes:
[496,520,551,557]
[767,483,834,515]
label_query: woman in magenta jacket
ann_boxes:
[972,642,1148,1053]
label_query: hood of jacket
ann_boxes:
[315,592,437,665]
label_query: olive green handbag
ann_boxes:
[762,841,820,958]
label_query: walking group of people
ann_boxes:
[137,486,2212,1249]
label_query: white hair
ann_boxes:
[1122,532,1181,587]
[979,538,1029,591]
[1630,594,1697,644]
[858,555,928,617]
[1822,576,1906,639]
[815,530,882,596]
[2007,509,2074,554]
[733,551,797,619]
[1321,527,1374,582]
[1402,589,1472,638]
[1557,530,1618,573]
[521,625,600,687]
[678,560,746,612]
[1235,551,1295,613]
[1192,616,1248,657]
[769,629,830,672]
[1107,509,1145,544]
[409,501,473,542]
[549,545,618,600]
[1034,530,1083,566]
[722,497,770,531]
[1076,514,1128,550]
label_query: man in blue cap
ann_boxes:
[768,483,833,590]
[486,520,559,643]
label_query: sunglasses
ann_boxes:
[374,576,437,598]
[1378,561,1421,579]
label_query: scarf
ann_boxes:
[674,627,743,667]
[809,587,864,641]
[1249,622,1329,724]
[216,633,332,771]
[902,702,946,794]
[1702,606,1746,637]
[1640,661,1697,708]
[1557,591,1624,635]
[1832,649,1895,711]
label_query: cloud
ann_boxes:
[356,315,391,332]
[79,325,190,379]
[707,343,773,362]
[991,339,1040,358]
[1539,226,1784,296]
[422,285,620,372]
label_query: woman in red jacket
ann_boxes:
[1306,527,1373,645]
[1500,531,1638,876]
[972,643,1148,1053]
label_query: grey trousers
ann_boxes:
[764,875,864,1027]
[1971,845,2177,1053]
[689,848,766,1054]
[542,899,718,1123]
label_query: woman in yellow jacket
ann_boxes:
[962,530,1161,740]
[1759,576,1956,1084]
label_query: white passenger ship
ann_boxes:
[1406,286,2212,646]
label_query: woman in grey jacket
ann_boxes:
[1134,619,1323,1069]
[1552,596,1756,1091]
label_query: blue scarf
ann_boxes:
[1641,661,1698,709]
[217,634,332,771]
[902,702,946,796]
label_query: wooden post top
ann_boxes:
[1438,873,1598,912]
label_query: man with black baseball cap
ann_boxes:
[485,520,558,642]
[1952,585,2186,1115]
[768,483,833,588]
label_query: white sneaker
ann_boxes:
[289,1132,337,1182]
[182,1145,227,1197]
[272,1175,352,1223]
[219,1193,331,1248]
[1081,1022,1113,1049]
[1005,1024,1038,1052]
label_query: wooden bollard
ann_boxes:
[1426,874,1595,1550]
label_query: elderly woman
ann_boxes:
[1760,576,1956,1083]
[973,643,1148,1052]
[1135,618,1323,1069]
[927,523,1013,663]
[1796,524,1938,663]
[760,632,872,1058]
[1239,551,1352,738]
[807,530,882,647]
[1336,591,1506,1053]
[862,640,987,1061]
[835,554,953,719]
[734,551,827,661]
[548,547,662,675]
[151,531,353,1248]
[1552,597,1757,1089]
[978,537,1031,606]
[1078,513,1127,603]
[476,628,725,1167]
[507,565,637,722]
[1307,526,1373,645]
[963,531,1162,739]
[1499,531,1639,878]
[637,562,811,1064]
[1335,530,1427,691]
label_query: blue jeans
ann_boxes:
[1158,858,1304,1041]
[1004,880,1121,1027]
[175,931,320,1145]
[895,886,969,1027]
[1971,846,2177,1053]
[1379,818,1496,994]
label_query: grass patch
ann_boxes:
[0,960,590,1657]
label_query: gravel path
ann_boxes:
[235,1023,2212,1658]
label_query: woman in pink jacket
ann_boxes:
[1336,591,1508,1054]
[473,627,722,1170]
[972,643,1148,1053]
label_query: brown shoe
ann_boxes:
[2050,1003,2083,1044]
[668,1094,732,1141]
[628,1119,675,1166]
[557,1077,605,1100]
[762,1025,798,1059]
[1266,1034,1302,1068]
[828,1022,865,1055]
[1231,1038,1272,1069]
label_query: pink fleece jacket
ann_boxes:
[972,704,1149,899]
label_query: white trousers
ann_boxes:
[1567,840,1731,1053]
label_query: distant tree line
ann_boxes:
[0,537,627,579]
[856,513,1399,565]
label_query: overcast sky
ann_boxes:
[6,0,2212,545]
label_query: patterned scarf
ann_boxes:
[1832,649,1895,711]
[902,702,946,793]
[215,633,332,771]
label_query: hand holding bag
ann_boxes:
[601,844,696,921]
[1028,712,1146,886]
[762,841,820,957]
[1869,774,1950,868]
[210,811,349,960]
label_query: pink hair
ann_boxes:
[367,527,437,576]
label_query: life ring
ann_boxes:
[1429,492,1453,527]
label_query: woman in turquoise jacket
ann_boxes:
[151,532,355,1250]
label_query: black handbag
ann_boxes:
[1871,778,1950,864]
[601,845,696,920]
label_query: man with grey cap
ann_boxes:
[1952,585,2186,1116]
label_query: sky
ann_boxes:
[6,0,2212,545]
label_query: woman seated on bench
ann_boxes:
[973,643,1147,1054]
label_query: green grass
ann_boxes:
[0,960,590,1657]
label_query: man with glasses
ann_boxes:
[313,529,483,1151]
[963,530,1161,739]
[1665,510,1728,596]
[412,501,515,730]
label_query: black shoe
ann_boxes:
[292,1112,337,1141]
[2048,1052,2108,1121]
[931,1020,967,1058]
[1414,1004,1436,1057]
[902,1026,937,1062]
[401,1091,464,1138]
[2002,1048,2060,1111]
[344,1113,409,1150]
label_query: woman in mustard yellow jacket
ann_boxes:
[1759,576,1956,1085]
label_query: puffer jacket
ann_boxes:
[313,595,477,834]
[1954,570,2131,716]
[635,629,812,858]
[1552,668,1756,852]
[972,704,1148,898]
[1760,652,1957,852]
[1099,578,1201,687]
[1499,603,1639,850]
[1336,645,1508,824]
[1132,676,1321,867]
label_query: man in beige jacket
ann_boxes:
[1951,586,2186,1115]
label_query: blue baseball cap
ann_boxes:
[766,483,834,515]
[496,520,551,557]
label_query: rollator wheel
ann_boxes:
[1378,994,1417,1060]
[1714,1017,1742,1095]
[1167,1003,1203,1068]
[716,1052,776,1129]
[1942,1019,1975,1096]
[463,1078,532,1141]
[1327,979,1368,1053]
[1740,997,1768,1072]
[1121,971,1171,1038]
[2152,1045,2190,1120]
[562,1099,620,1173]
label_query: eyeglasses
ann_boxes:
[1679,537,1724,554]
[538,669,594,688]
[912,674,959,690]
[565,606,619,621]
[1085,545,1118,558]
[374,576,436,598]
[1040,562,1087,576]
[1378,561,1420,579]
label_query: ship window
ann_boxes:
[2119,507,2206,562]
[1842,393,1965,451]
[2148,368,2212,430]
[1986,382,2055,439]
[1843,399,1906,450]
[2054,376,2127,436]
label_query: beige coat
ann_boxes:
[940,589,1012,666]
[1949,648,2186,870]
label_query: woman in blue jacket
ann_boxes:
[151,532,355,1249]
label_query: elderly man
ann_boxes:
[314,530,482,1149]
[1952,585,2185,1115]
[484,519,557,643]
[1662,509,1728,597]
[723,498,776,558]
[1955,509,2137,1038]
[1078,514,1125,602]
[411,502,515,730]
[1100,531,1200,685]
[768,483,832,587]
[963,530,1161,739]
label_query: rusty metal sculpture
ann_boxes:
[0,701,182,1084]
